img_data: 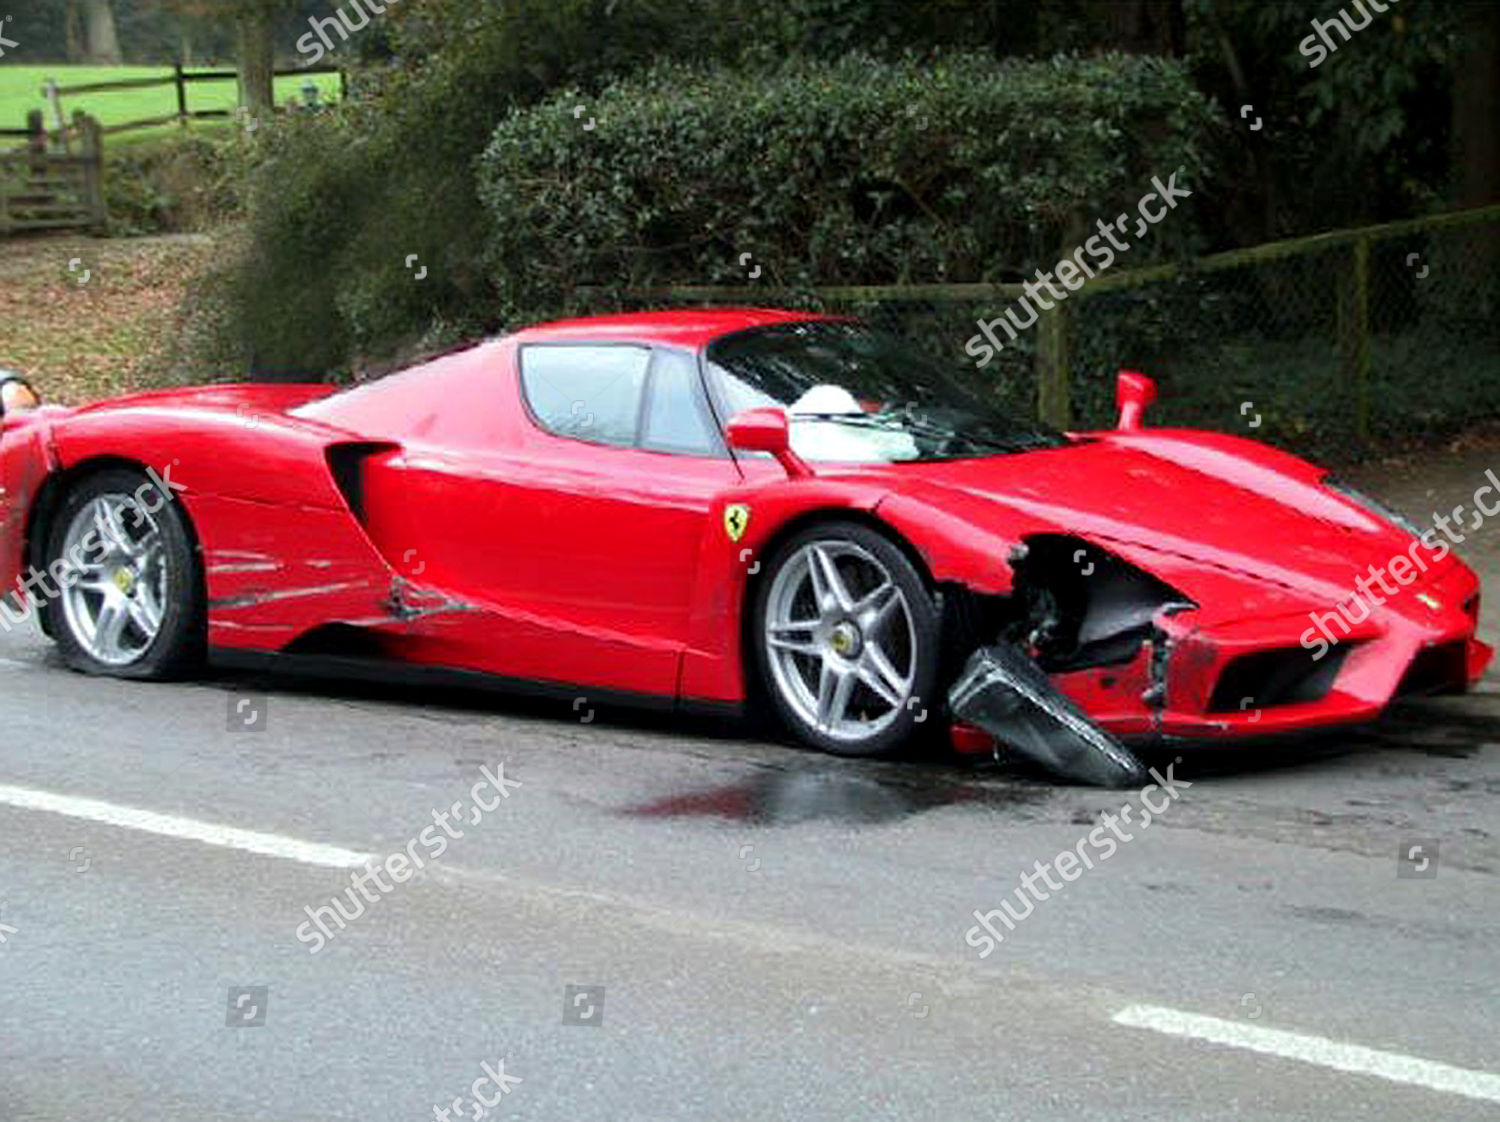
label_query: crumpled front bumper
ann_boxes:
[949,556,1491,782]
[1020,562,1488,744]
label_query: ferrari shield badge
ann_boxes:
[724,503,751,542]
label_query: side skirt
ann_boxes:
[208,647,743,720]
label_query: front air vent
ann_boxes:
[1396,642,1468,698]
[1208,645,1348,713]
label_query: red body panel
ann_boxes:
[0,308,1488,744]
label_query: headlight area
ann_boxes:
[1322,475,1425,538]
[1003,535,1196,673]
[939,534,1196,788]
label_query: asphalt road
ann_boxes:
[2,616,1499,1121]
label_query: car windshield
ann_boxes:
[705,321,1068,463]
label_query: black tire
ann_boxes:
[750,520,940,758]
[43,467,205,679]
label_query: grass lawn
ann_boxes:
[0,65,341,145]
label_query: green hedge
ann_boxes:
[179,45,1221,378]
[477,53,1221,324]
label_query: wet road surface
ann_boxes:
[1,619,1499,1121]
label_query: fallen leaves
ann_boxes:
[0,231,218,404]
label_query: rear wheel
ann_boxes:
[44,468,204,679]
[751,521,939,758]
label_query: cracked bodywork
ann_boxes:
[378,577,481,623]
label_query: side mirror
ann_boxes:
[1116,370,1156,432]
[726,407,811,479]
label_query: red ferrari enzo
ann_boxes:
[0,310,1489,783]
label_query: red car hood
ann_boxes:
[857,439,1450,616]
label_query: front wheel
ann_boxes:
[751,521,940,758]
[44,467,204,679]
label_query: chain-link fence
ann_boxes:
[576,204,1500,461]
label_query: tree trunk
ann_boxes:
[1083,0,1185,55]
[1452,0,1500,314]
[64,0,86,63]
[1453,1,1500,210]
[236,5,275,115]
[81,0,123,64]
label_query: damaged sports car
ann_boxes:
[0,311,1489,784]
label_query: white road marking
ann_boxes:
[0,657,33,669]
[1113,1003,1500,1105]
[0,784,369,868]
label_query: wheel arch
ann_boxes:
[737,506,938,698]
[25,456,207,626]
[26,456,166,572]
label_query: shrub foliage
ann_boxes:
[478,53,1220,326]
[185,36,1218,377]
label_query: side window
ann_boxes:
[641,349,721,456]
[520,345,650,447]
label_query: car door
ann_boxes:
[379,343,741,698]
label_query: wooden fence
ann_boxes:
[0,62,345,235]
[34,62,345,140]
[0,111,105,235]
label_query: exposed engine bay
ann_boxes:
[947,535,1196,786]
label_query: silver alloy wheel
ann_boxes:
[763,539,918,743]
[58,493,168,667]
